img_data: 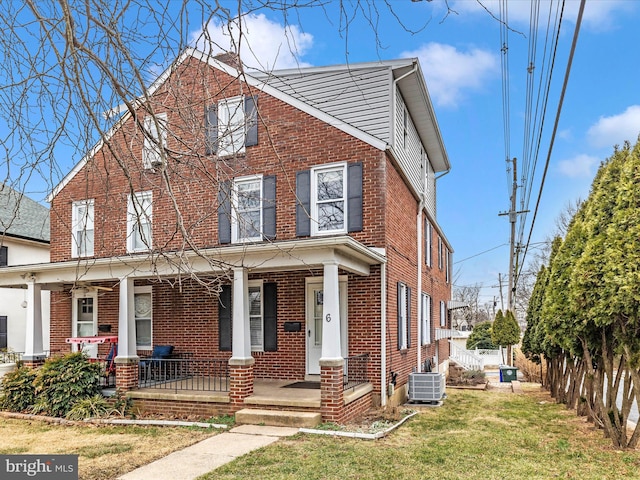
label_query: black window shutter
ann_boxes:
[424,218,428,265]
[407,286,412,348]
[347,162,363,232]
[218,285,232,351]
[218,180,231,244]
[205,104,218,155]
[397,282,402,350]
[0,246,7,267]
[263,175,276,240]
[245,95,258,147]
[263,283,278,352]
[0,315,6,349]
[296,170,311,237]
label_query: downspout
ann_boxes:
[380,262,387,407]
[392,62,420,378]
[416,159,425,373]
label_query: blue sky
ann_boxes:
[204,0,639,307]
[6,0,640,309]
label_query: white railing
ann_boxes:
[435,328,456,341]
[449,341,484,371]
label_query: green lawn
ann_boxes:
[200,388,640,480]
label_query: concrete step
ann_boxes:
[235,408,322,428]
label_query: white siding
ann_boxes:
[0,237,50,352]
[395,88,438,219]
[259,67,392,143]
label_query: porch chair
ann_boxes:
[140,345,174,382]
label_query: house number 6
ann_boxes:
[325,314,332,323]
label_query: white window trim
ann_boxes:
[231,175,263,243]
[71,199,94,258]
[421,292,431,345]
[440,300,446,327]
[218,96,245,157]
[127,191,153,253]
[311,162,348,236]
[143,113,167,169]
[134,286,152,349]
[248,280,264,352]
[399,282,408,350]
[438,237,443,270]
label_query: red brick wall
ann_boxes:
[49,56,386,263]
[383,155,452,393]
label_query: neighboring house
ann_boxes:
[0,185,50,354]
[0,50,454,423]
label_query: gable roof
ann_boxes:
[48,49,449,200]
[253,58,449,173]
[0,185,50,243]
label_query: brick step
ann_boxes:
[235,408,322,428]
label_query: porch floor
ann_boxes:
[129,378,321,409]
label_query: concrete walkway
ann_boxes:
[117,425,299,480]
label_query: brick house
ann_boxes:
[0,49,453,424]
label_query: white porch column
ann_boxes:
[24,275,45,360]
[117,276,137,359]
[320,261,342,361]
[231,267,252,361]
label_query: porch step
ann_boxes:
[235,408,321,428]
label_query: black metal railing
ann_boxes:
[0,351,23,363]
[344,353,369,390]
[138,357,230,392]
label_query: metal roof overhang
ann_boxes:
[0,237,386,289]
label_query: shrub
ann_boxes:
[32,353,102,418]
[66,394,114,420]
[0,367,37,412]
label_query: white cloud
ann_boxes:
[557,153,599,178]
[449,0,635,32]
[587,105,640,149]
[401,43,498,108]
[189,13,313,71]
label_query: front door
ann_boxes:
[72,292,98,358]
[306,279,348,375]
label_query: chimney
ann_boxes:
[213,52,242,71]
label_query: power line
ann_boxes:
[453,243,509,264]
[518,0,586,282]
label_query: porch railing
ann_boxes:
[344,353,369,390]
[138,357,230,392]
[0,351,23,363]
[449,341,483,371]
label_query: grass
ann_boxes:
[2,389,640,479]
[198,388,640,480]
[0,417,219,480]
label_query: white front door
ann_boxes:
[72,292,98,358]
[306,279,348,375]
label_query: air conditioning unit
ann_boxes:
[408,372,445,403]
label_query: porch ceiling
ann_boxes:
[0,236,386,288]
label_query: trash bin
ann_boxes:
[500,365,518,383]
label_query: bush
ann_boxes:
[466,322,497,350]
[66,394,114,420]
[0,367,37,412]
[31,353,102,418]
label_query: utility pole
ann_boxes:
[497,273,505,312]
[499,158,528,313]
